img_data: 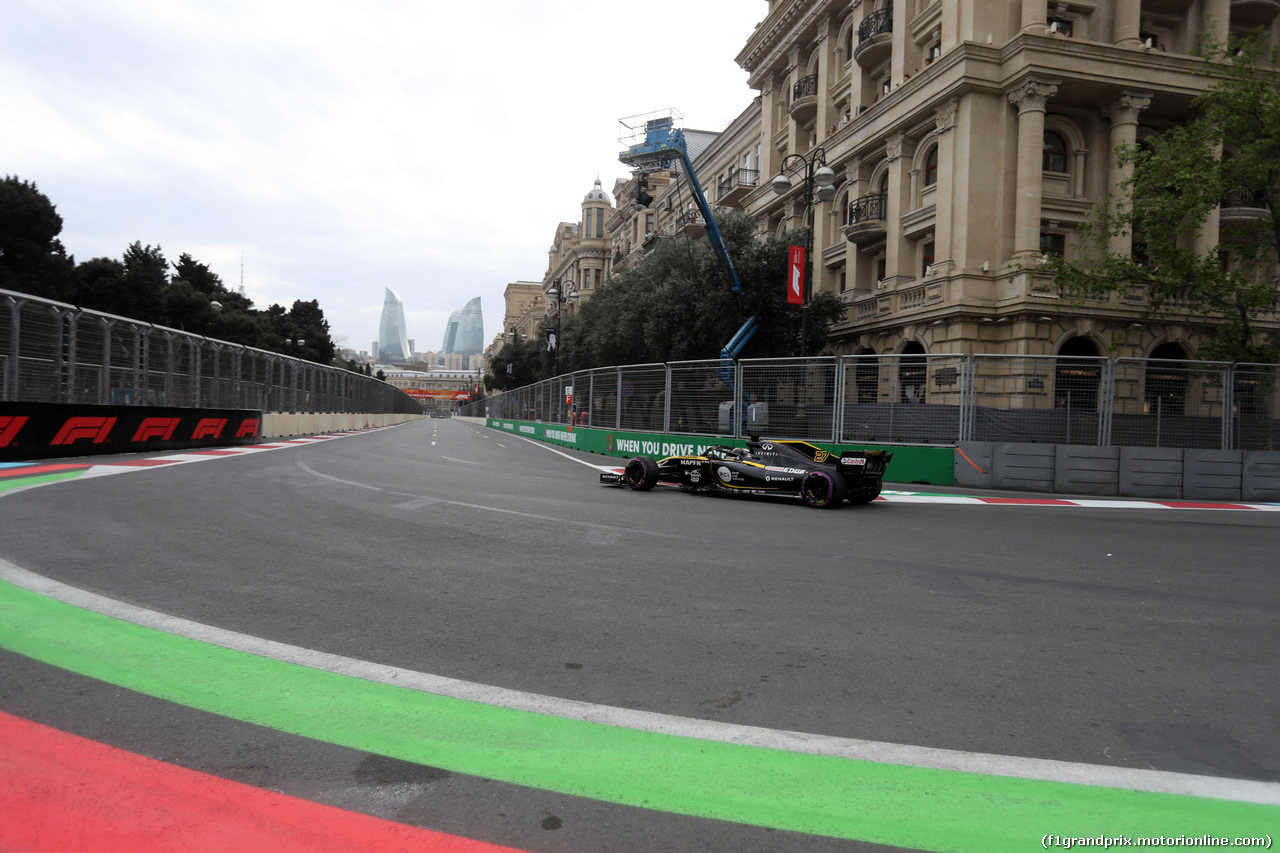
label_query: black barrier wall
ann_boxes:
[0,402,262,462]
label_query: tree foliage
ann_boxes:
[0,176,77,301]
[0,178,339,365]
[1042,36,1280,362]
[560,210,845,375]
[483,333,544,391]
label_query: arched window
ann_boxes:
[1145,342,1188,416]
[854,348,878,403]
[1043,130,1068,172]
[899,342,927,403]
[1055,337,1101,413]
[923,146,939,187]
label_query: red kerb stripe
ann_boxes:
[0,711,529,853]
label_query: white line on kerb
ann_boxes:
[1,558,1276,806]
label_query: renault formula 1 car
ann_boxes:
[600,439,892,508]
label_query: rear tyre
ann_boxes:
[846,482,882,505]
[800,470,846,508]
[624,456,660,491]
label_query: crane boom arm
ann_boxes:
[618,113,758,370]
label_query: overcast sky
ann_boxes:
[2,1,767,356]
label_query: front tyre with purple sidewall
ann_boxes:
[624,456,660,491]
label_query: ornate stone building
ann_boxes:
[596,0,1277,367]
[543,179,614,317]
[739,0,1278,364]
[497,0,1276,393]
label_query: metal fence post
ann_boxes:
[833,356,846,443]
[1098,359,1114,447]
[663,364,672,434]
[1222,364,1235,451]
[2,296,17,401]
[734,361,743,440]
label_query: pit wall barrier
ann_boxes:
[955,442,1280,502]
[0,402,423,462]
[481,418,955,486]
[1,401,263,462]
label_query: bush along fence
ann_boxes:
[462,355,1280,500]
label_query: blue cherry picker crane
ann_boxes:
[617,110,759,384]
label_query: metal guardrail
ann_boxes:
[857,5,893,41]
[462,353,1279,451]
[1,289,422,415]
[849,191,888,224]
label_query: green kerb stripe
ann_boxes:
[1,580,1273,851]
[0,470,86,493]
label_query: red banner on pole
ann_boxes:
[787,245,805,305]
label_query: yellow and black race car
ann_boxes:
[600,439,892,508]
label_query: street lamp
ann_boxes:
[771,148,837,358]
[546,277,578,423]
[545,278,579,374]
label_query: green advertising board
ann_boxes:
[485,419,954,485]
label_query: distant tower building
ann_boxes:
[378,288,411,363]
[441,297,483,359]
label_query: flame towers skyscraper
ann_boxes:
[377,288,411,363]
[440,296,483,358]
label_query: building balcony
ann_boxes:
[1230,0,1280,29]
[789,74,819,123]
[1220,188,1270,224]
[716,168,759,206]
[667,209,706,240]
[854,6,893,69]
[843,191,888,244]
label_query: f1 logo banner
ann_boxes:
[787,245,805,306]
[0,402,263,462]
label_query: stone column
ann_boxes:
[759,74,781,183]
[815,18,833,138]
[1195,145,1223,259]
[1100,92,1152,257]
[785,47,801,157]
[1203,0,1231,47]
[883,132,915,283]
[1114,0,1143,47]
[1008,79,1059,259]
[1021,0,1048,33]
[931,99,959,273]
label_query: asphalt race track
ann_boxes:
[1,418,1277,852]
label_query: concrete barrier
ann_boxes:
[991,443,1056,492]
[956,443,1280,501]
[1244,452,1280,502]
[1119,447,1183,499]
[1183,450,1243,501]
[261,412,423,438]
[1055,445,1119,496]
[954,442,994,489]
